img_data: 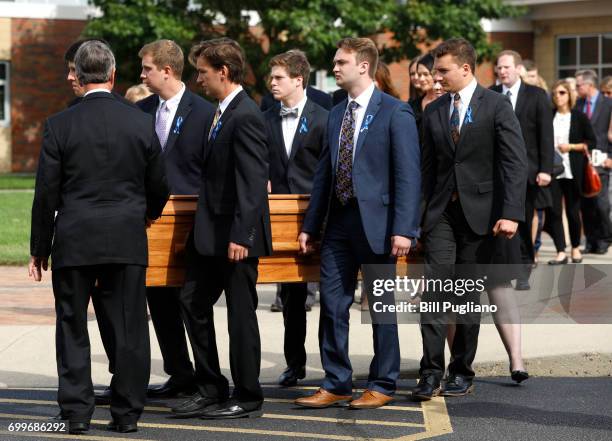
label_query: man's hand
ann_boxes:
[298,232,314,255]
[28,256,48,282]
[536,172,551,187]
[228,242,249,262]
[267,180,272,193]
[604,158,612,169]
[390,235,412,257]
[492,219,519,239]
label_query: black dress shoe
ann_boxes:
[94,387,112,405]
[548,257,568,265]
[106,420,138,433]
[278,366,306,387]
[442,375,474,396]
[171,393,224,418]
[68,422,90,435]
[200,403,262,419]
[511,370,529,384]
[593,246,609,255]
[411,376,441,401]
[147,378,197,398]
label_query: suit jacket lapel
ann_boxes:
[514,82,527,117]
[163,91,193,154]
[438,94,455,152]
[204,90,245,163]
[289,100,314,162]
[591,94,604,125]
[353,88,382,162]
[330,100,346,171]
[457,85,484,148]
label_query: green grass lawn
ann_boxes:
[0,173,35,190]
[0,191,33,265]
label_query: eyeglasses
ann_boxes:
[553,90,568,96]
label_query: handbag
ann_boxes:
[582,150,602,198]
[552,150,565,177]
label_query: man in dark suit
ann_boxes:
[261,85,332,112]
[491,50,554,285]
[415,38,527,400]
[64,39,134,108]
[263,49,328,387]
[29,41,169,434]
[135,39,215,399]
[576,69,612,254]
[295,37,421,409]
[172,38,271,420]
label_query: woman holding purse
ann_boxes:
[546,80,596,264]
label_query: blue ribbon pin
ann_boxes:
[360,114,374,133]
[299,116,308,134]
[173,116,184,135]
[465,107,473,124]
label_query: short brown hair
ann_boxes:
[336,37,378,78]
[551,79,576,109]
[269,50,310,88]
[189,38,245,84]
[432,38,477,74]
[138,39,184,78]
[496,49,522,68]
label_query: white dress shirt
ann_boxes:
[502,79,521,111]
[84,88,111,96]
[281,96,308,157]
[218,85,244,116]
[553,112,573,179]
[449,78,478,131]
[344,82,376,161]
[156,82,186,128]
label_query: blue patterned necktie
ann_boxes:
[450,93,461,145]
[335,100,359,204]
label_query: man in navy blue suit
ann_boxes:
[295,37,421,409]
[136,40,215,399]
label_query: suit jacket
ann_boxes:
[576,94,612,155]
[137,90,216,195]
[31,92,169,269]
[421,84,528,235]
[193,89,272,257]
[260,86,333,112]
[554,109,597,193]
[302,87,421,254]
[264,99,329,194]
[491,82,554,184]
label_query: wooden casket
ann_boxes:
[146,195,411,287]
[146,195,320,286]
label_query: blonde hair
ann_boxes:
[125,84,153,103]
[552,79,576,110]
[138,39,184,79]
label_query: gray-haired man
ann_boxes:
[29,41,169,434]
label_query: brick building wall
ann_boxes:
[10,18,85,172]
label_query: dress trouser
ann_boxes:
[52,264,149,424]
[279,282,308,369]
[420,200,487,381]
[179,238,263,411]
[582,172,611,248]
[146,287,195,382]
[548,178,582,252]
[318,199,399,396]
[518,184,536,264]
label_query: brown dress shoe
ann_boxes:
[294,388,352,408]
[349,389,393,409]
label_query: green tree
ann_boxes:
[85,0,523,94]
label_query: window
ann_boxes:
[0,61,8,126]
[557,34,612,81]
